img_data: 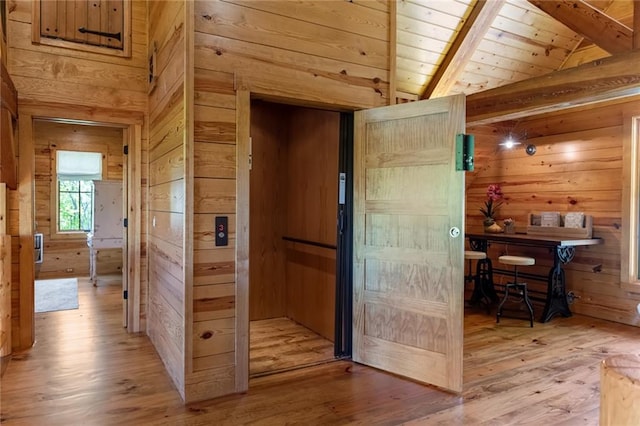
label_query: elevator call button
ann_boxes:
[215,216,228,246]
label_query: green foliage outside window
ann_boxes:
[59,180,94,232]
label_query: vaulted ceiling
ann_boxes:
[396,0,639,123]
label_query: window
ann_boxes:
[56,150,103,234]
[621,113,640,289]
[58,180,94,232]
[32,0,131,57]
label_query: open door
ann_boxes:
[353,94,466,393]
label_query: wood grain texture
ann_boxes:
[600,354,640,425]
[3,281,640,425]
[249,102,287,321]
[147,0,186,401]
[0,235,11,358]
[467,97,640,326]
[466,49,640,125]
[250,317,334,377]
[354,95,466,393]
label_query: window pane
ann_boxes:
[59,180,79,192]
[59,192,80,231]
[80,180,94,192]
[80,191,93,231]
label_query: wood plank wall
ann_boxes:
[189,0,390,402]
[32,121,123,280]
[6,0,148,349]
[147,0,187,400]
[467,99,640,326]
[249,102,287,321]
[284,107,339,341]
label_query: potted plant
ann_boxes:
[480,184,503,233]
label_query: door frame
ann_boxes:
[236,90,354,390]
[16,102,143,349]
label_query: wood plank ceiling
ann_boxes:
[396,0,636,103]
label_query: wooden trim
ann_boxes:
[388,0,396,106]
[0,183,5,234]
[18,112,34,350]
[621,109,640,288]
[184,0,194,375]
[635,0,640,50]
[0,108,17,189]
[0,234,10,358]
[127,124,142,332]
[235,88,250,393]
[1,62,17,118]
[466,49,640,126]
[18,100,144,125]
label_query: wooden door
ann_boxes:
[353,94,466,393]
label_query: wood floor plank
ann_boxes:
[249,317,335,377]
[1,280,638,424]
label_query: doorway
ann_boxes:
[248,100,351,376]
[15,104,143,350]
[31,120,126,322]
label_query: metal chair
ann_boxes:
[465,250,492,313]
[497,255,535,327]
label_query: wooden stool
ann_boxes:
[496,255,535,327]
[464,250,492,312]
[601,354,640,425]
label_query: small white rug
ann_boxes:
[34,278,79,313]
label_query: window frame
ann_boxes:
[57,178,95,233]
[621,111,640,290]
[50,145,107,240]
[31,0,132,58]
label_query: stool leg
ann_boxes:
[522,284,534,327]
[496,283,511,323]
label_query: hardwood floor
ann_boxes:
[1,277,639,425]
[250,317,335,377]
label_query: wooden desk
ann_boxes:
[466,232,603,323]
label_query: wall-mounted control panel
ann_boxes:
[215,216,228,246]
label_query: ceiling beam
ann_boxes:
[466,49,640,126]
[420,0,505,100]
[528,0,632,55]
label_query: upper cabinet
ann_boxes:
[32,0,131,57]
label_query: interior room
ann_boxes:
[2,0,640,424]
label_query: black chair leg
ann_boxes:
[523,285,534,327]
[496,284,511,323]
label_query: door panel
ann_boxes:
[353,94,465,393]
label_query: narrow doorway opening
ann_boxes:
[248,100,352,377]
[32,120,126,325]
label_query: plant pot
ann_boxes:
[484,223,503,233]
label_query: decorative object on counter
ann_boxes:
[527,212,593,238]
[564,212,585,228]
[540,211,561,227]
[480,183,503,232]
[503,218,515,234]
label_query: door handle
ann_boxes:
[78,27,122,41]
